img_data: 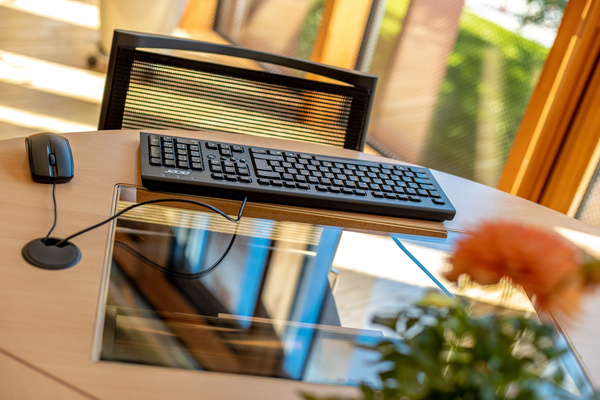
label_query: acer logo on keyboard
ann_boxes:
[163,169,191,175]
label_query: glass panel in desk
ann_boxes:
[96,185,593,396]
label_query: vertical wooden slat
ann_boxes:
[497,0,600,204]
[179,0,219,32]
[310,0,373,70]
[540,53,600,214]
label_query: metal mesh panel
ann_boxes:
[104,48,371,150]
[576,162,600,229]
[364,2,551,186]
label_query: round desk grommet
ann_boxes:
[22,238,81,270]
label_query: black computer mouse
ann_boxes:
[25,132,74,183]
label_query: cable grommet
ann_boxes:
[22,238,81,270]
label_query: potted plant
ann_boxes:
[304,221,600,400]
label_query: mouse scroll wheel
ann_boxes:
[49,153,56,166]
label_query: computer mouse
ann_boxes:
[25,132,74,183]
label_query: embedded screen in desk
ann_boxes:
[93,185,592,393]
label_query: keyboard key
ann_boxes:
[254,153,284,161]
[150,147,161,158]
[254,159,271,170]
[149,135,161,146]
[176,138,199,145]
[256,170,280,179]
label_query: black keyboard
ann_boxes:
[139,132,456,221]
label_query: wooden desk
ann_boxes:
[1,129,599,399]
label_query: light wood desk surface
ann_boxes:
[1,129,600,399]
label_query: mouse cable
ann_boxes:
[43,179,58,244]
[54,196,247,248]
[29,184,248,271]
[113,219,239,280]
[40,178,247,247]
[107,199,243,279]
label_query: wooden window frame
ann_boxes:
[498,0,600,217]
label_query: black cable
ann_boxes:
[113,221,239,280]
[43,179,58,244]
[56,197,247,247]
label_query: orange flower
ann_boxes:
[445,221,583,316]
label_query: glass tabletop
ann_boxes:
[93,185,594,396]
